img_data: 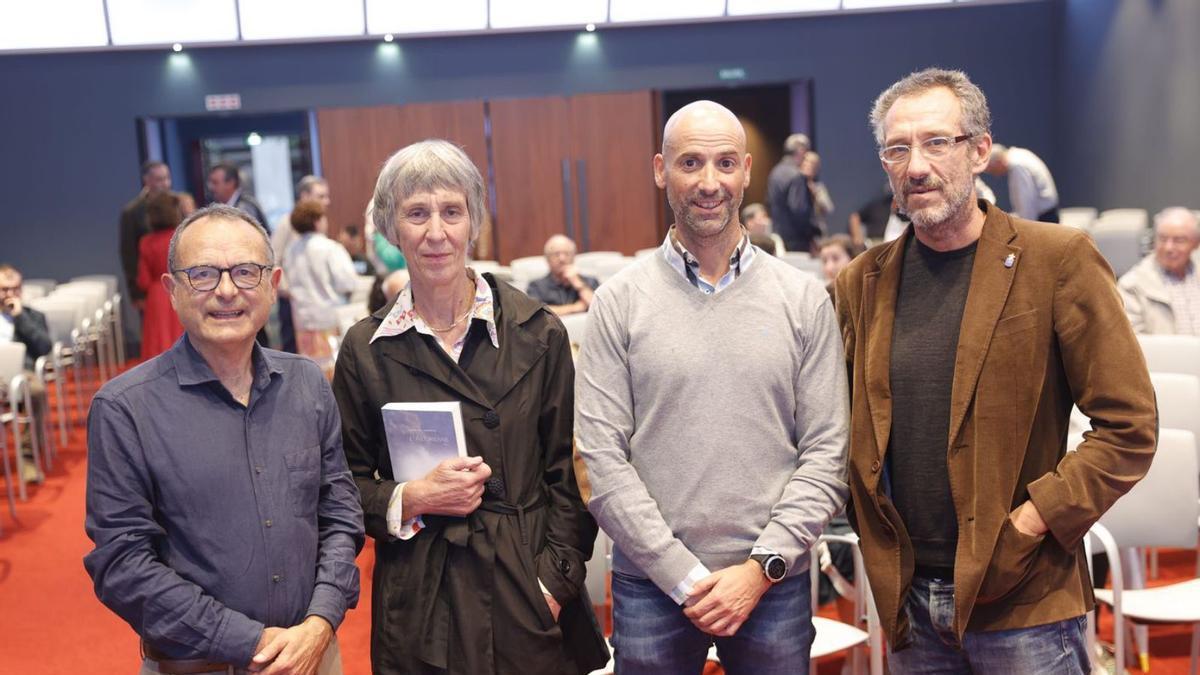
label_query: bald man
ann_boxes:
[575,101,848,674]
[526,234,600,315]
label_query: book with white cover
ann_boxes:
[381,401,468,482]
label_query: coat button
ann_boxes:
[483,410,500,429]
[559,559,572,575]
[870,460,881,473]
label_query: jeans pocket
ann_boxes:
[977,518,1045,604]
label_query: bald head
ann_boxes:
[662,101,747,155]
[654,100,752,244]
[1154,207,1200,278]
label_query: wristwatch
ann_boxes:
[750,553,787,583]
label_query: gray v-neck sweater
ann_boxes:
[575,247,849,595]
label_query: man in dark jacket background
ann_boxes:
[0,263,52,482]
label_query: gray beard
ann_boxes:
[897,178,973,240]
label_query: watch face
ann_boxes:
[766,557,786,581]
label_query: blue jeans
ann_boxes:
[610,570,814,675]
[888,575,1088,674]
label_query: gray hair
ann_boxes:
[167,204,274,272]
[1154,206,1200,235]
[371,139,485,244]
[784,133,811,154]
[869,68,992,147]
[296,174,328,197]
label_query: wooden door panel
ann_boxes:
[488,97,572,264]
[570,91,663,254]
[316,101,486,242]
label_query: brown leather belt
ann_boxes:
[142,641,237,674]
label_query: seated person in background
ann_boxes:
[0,263,51,482]
[526,234,599,316]
[742,202,786,254]
[1119,206,1200,334]
[817,234,860,288]
[750,233,778,256]
[283,200,359,378]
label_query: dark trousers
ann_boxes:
[1038,207,1061,223]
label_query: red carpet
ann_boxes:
[1,364,1196,674]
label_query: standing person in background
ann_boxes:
[273,175,332,353]
[207,162,267,227]
[283,200,358,379]
[800,152,835,240]
[119,161,172,314]
[767,133,820,253]
[985,144,1059,222]
[136,192,184,359]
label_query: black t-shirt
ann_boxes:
[887,234,978,569]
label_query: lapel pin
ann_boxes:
[1004,253,1016,268]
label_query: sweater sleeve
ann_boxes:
[574,286,705,597]
[754,289,850,569]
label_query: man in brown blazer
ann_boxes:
[834,67,1157,673]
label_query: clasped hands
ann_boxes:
[683,560,772,637]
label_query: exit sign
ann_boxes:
[205,93,242,111]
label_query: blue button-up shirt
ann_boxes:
[84,336,364,666]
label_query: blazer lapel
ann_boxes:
[469,290,549,406]
[946,207,1021,448]
[864,231,907,464]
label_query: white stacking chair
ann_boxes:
[559,313,589,351]
[781,251,823,277]
[574,251,625,266]
[578,256,635,284]
[1089,428,1200,675]
[0,342,44,502]
[69,274,119,298]
[1090,228,1144,278]
[633,247,658,258]
[1097,208,1150,232]
[468,261,514,285]
[809,532,883,675]
[1149,373,1200,459]
[509,256,550,293]
[28,299,86,422]
[1059,207,1098,231]
[35,343,70,447]
[20,285,47,301]
[1137,334,1200,381]
[20,278,56,296]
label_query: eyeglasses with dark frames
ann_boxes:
[879,134,974,164]
[172,263,272,292]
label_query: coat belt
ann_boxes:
[476,492,547,546]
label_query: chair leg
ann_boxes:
[1189,624,1198,675]
[1124,548,1151,671]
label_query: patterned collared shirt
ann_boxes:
[1161,263,1200,336]
[662,226,757,295]
[370,270,499,362]
[370,270,499,539]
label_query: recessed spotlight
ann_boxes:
[383,33,394,42]
[172,43,183,52]
[247,132,262,147]
[585,23,596,32]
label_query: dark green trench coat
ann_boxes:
[332,275,608,675]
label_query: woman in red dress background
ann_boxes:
[136,192,185,358]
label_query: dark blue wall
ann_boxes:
[1059,0,1200,212]
[0,1,1059,282]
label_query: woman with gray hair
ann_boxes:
[331,139,608,675]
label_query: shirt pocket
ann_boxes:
[284,446,321,519]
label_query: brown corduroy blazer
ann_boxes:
[834,202,1157,648]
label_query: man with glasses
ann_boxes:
[1119,207,1200,334]
[0,264,51,483]
[833,68,1156,673]
[85,204,364,675]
